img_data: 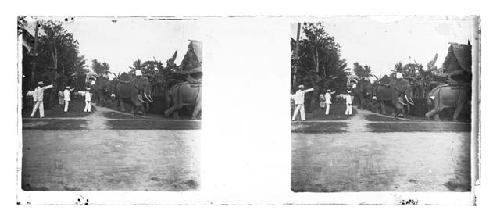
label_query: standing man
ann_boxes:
[30,81,53,118]
[83,88,92,113]
[345,90,353,116]
[325,89,335,116]
[291,84,314,121]
[63,86,74,113]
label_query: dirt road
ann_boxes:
[21,105,200,191]
[291,107,471,192]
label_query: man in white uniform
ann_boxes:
[345,91,353,116]
[30,81,53,118]
[291,84,314,121]
[83,88,92,112]
[324,89,335,116]
[63,86,74,112]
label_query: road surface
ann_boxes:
[21,105,201,191]
[291,107,471,192]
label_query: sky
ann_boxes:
[291,16,475,77]
[60,17,202,75]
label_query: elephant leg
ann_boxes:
[139,104,146,116]
[191,103,202,120]
[119,99,126,112]
[164,104,183,118]
[380,102,386,115]
[434,113,441,121]
[452,104,464,121]
[173,111,180,120]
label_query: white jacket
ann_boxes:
[31,85,53,102]
[292,88,314,105]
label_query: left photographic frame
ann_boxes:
[17,16,202,194]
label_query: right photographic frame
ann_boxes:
[290,16,480,194]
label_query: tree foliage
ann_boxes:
[22,19,89,108]
[353,62,371,79]
[91,59,110,78]
[291,23,349,109]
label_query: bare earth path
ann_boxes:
[292,106,471,192]
[21,104,200,191]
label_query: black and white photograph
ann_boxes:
[18,17,202,191]
[290,17,479,193]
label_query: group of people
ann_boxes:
[28,81,93,118]
[291,84,353,121]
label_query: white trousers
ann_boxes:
[345,103,352,115]
[325,103,331,115]
[84,101,92,112]
[64,100,70,112]
[31,101,44,117]
[292,104,306,121]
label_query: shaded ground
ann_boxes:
[22,119,88,130]
[21,104,201,191]
[291,122,348,133]
[291,106,472,192]
[108,120,201,130]
[369,122,471,132]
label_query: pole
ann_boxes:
[293,23,301,88]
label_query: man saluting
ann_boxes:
[291,84,314,121]
[29,81,53,118]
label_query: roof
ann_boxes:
[444,42,472,73]
[189,40,202,63]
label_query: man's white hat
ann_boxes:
[86,87,91,90]
[66,86,70,89]
[327,89,331,92]
[298,84,304,89]
[37,81,44,85]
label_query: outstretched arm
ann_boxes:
[43,85,54,89]
[304,88,314,93]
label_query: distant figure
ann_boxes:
[291,84,314,121]
[30,81,53,118]
[63,86,75,113]
[83,88,92,113]
[324,89,335,116]
[319,94,326,109]
[58,90,64,105]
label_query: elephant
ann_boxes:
[353,79,373,110]
[115,75,153,115]
[373,79,414,118]
[164,82,202,120]
[94,76,113,107]
[425,84,470,121]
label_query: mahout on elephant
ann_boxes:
[425,42,472,121]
